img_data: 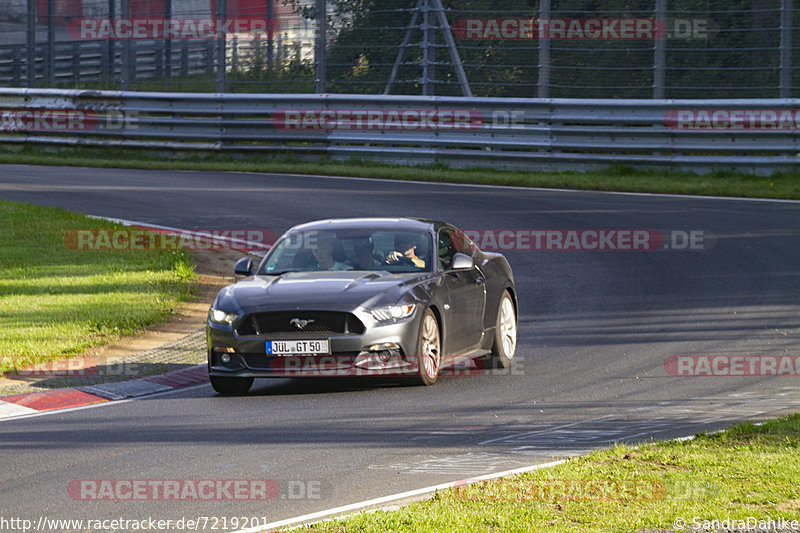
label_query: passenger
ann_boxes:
[311,233,352,271]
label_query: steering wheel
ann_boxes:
[386,253,415,267]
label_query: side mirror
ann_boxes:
[234,257,254,277]
[451,253,474,270]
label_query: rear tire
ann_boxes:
[210,376,254,395]
[490,291,517,369]
[415,309,441,386]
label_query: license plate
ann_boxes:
[266,339,330,356]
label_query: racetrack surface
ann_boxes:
[1,164,799,529]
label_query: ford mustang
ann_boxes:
[206,218,517,394]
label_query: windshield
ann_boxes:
[258,228,433,275]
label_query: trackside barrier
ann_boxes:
[1,88,799,175]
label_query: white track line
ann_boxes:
[234,460,566,533]
[0,400,38,418]
[0,383,209,422]
[234,419,746,533]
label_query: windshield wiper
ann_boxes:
[259,269,299,276]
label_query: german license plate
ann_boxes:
[266,339,330,356]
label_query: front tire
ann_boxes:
[490,291,517,368]
[210,376,254,395]
[415,309,441,386]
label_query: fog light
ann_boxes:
[368,342,401,353]
[220,353,232,364]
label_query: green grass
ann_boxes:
[303,415,800,532]
[1,146,799,200]
[0,200,196,374]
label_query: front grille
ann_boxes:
[236,311,365,337]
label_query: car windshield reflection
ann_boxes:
[258,229,433,275]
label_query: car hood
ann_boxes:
[215,270,429,313]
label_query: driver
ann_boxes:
[385,234,425,268]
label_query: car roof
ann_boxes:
[289,217,443,233]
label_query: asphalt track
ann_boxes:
[1,164,799,530]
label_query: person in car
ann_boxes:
[385,234,425,268]
[312,233,352,271]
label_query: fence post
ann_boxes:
[155,40,164,78]
[120,0,131,90]
[231,36,238,73]
[72,41,80,83]
[46,0,54,86]
[181,41,189,77]
[100,39,109,83]
[780,0,793,98]
[315,0,326,93]
[164,0,172,80]
[422,0,435,96]
[12,47,22,86]
[267,0,274,69]
[216,0,227,93]
[26,0,36,87]
[654,0,666,99]
[538,0,550,98]
[105,0,114,84]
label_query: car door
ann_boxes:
[437,228,486,355]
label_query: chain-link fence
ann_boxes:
[0,0,796,98]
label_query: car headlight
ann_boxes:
[370,304,416,323]
[209,308,238,325]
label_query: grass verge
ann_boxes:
[0,200,196,374]
[303,415,800,532]
[0,146,799,200]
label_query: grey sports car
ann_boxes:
[206,218,517,394]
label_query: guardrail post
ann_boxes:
[780,0,793,98]
[216,0,227,93]
[654,0,666,99]
[26,0,36,87]
[538,0,550,98]
[315,0,326,93]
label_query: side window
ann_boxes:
[438,229,456,271]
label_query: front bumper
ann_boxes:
[207,311,423,379]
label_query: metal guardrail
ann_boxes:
[1,88,798,174]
